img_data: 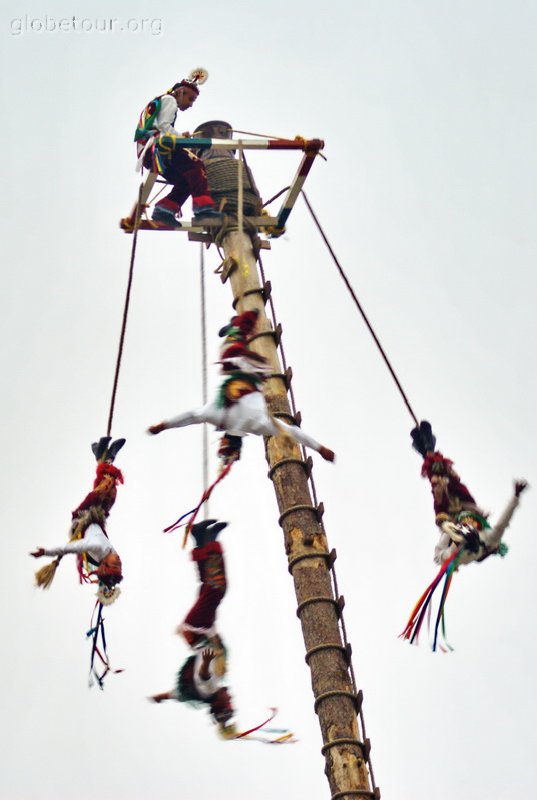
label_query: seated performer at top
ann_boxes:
[134,67,223,228]
[147,309,335,462]
[411,420,528,566]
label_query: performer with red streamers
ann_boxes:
[433,480,528,567]
[150,520,294,742]
[177,519,228,647]
[30,436,125,601]
[411,420,528,563]
[150,519,236,736]
[403,421,529,650]
[30,436,126,686]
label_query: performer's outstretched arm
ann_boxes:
[30,524,112,560]
[482,480,528,550]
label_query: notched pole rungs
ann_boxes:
[331,790,381,800]
[272,409,298,425]
[305,642,348,664]
[278,502,324,526]
[268,457,311,480]
[296,596,339,617]
[287,551,331,573]
[232,281,272,309]
[314,689,362,715]
[250,325,282,347]
[322,737,368,757]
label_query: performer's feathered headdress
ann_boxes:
[171,67,209,95]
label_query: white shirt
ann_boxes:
[434,495,520,565]
[43,523,115,564]
[153,94,182,136]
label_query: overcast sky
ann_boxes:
[2,2,536,799]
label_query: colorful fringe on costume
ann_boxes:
[134,97,162,144]
[86,601,123,689]
[162,455,238,546]
[400,546,463,652]
[227,709,297,745]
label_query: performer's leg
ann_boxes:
[180,542,227,647]
[163,150,215,210]
[228,393,334,460]
[264,417,335,462]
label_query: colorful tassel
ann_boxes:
[400,546,462,650]
[228,709,296,744]
[86,601,123,689]
[162,459,237,547]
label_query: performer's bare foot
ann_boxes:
[147,422,166,435]
[149,691,172,703]
[319,446,335,463]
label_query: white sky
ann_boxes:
[2,1,536,799]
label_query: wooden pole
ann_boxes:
[218,228,376,800]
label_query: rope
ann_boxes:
[200,245,209,517]
[301,190,419,428]
[237,142,245,274]
[232,128,288,141]
[106,184,143,436]
[263,186,291,207]
[331,562,378,789]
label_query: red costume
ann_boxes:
[180,539,227,648]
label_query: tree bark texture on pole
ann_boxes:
[218,228,375,799]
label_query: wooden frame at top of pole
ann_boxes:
[120,136,324,234]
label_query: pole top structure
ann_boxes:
[193,120,233,138]
[121,128,324,236]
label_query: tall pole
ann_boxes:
[219,229,376,800]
